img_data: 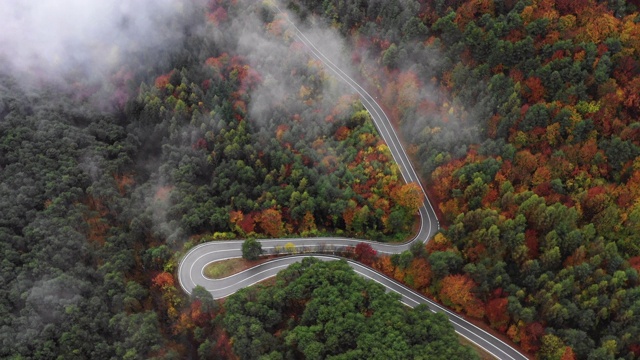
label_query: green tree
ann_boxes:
[242,238,263,260]
[224,258,477,360]
[383,43,400,68]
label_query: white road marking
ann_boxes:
[176,6,528,360]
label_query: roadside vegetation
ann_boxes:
[295,0,640,358]
[3,0,640,359]
[224,258,478,359]
[0,0,421,358]
[203,258,257,279]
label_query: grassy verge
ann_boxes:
[203,258,261,279]
[458,335,497,360]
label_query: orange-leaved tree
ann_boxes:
[392,182,424,215]
[259,208,284,237]
[405,257,432,292]
[439,274,485,319]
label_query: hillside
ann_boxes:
[1,0,640,359]
[292,0,640,358]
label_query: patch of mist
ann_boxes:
[79,153,103,183]
[24,275,83,324]
[225,3,356,132]
[0,0,198,88]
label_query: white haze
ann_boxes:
[0,0,187,83]
[231,4,355,127]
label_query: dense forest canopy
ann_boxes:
[0,0,433,358]
[288,0,640,358]
[2,0,640,359]
[223,258,477,360]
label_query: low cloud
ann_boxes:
[227,4,355,128]
[0,0,191,84]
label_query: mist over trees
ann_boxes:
[2,0,640,359]
[0,75,164,358]
[289,0,640,358]
[0,0,426,358]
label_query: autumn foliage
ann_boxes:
[520,322,545,353]
[96,0,640,358]
[485,296,510,332]
[405,257,431,291]
[439,274,485,319]
[354,242,377,266]
[391,182,424,215]
[258,208,284,237]
[152,272,175,289]
[154,71,173,89]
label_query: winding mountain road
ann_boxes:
[178,7,528,360]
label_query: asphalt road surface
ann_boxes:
[178,7,528,360]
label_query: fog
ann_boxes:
[0,0,192,84]
[1,1,478,356]
[233,6,355,128]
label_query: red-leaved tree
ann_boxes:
[485,297,510,332]
[354,242,377,266]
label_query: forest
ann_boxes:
[291,0,640,358]
[1,0,640,359]
[223,258,477,359]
